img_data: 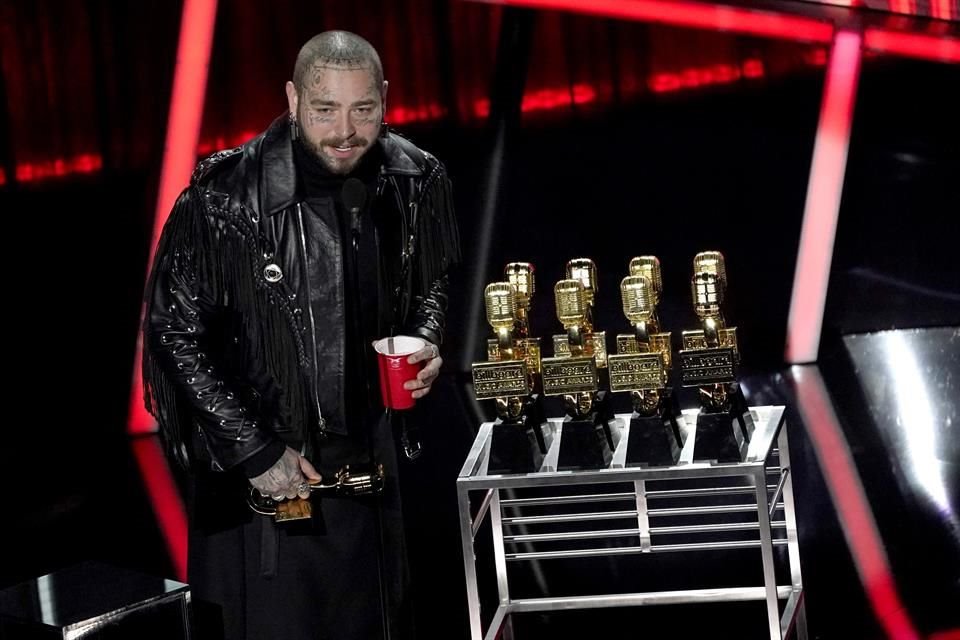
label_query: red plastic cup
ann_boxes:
[374,336,427,410]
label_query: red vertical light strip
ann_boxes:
[131,436,188,581]
[792,366,920,640]
[930,0,946,20]
[785,30,862,364]
[890,0,911,14]
[943,0,956,21]
[128,0,219,433]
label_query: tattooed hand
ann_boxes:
[249,446,322,500]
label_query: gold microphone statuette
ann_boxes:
[473,282,528,412]
[542,259,617,470]
[471,265,550,474]
[608,258,683,466]
[484,282,518,359]
[628,255,663,306]
[678,250,754,463]
[555,278,589,353]
[543,278,598,404]
[610,274,669,397]
[505,262,535,336]
[551,258,609,367]
[680,251,738,392]
[248,464,385,522]
[503,262,542,385]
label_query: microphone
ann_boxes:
[692,271,724,320]
[554,278,587,354]
[628,256,662,305]
[341,178,367,236]
[693,250,726,293]
[620,275,653,324]
[621,274,654,347]
[484,282,517,359]
[504,262,535,338]
[484,282,518,331]
[504,262,535,309]
[566,258,598,307]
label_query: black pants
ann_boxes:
[186,416,408,640]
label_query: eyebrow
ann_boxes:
[309,98,378,108]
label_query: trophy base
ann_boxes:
[557,392,619,471]
[692,406,754,463]
[488,420,550,474]
[487,394,551,475]
[557,418,614,470]
[626,415,682,467]
[625,388,684,467]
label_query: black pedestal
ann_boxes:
[625,416,681,467]
[692,392,755,463]
[625,389,684,467]
[487,395,550,474]
[557,392,619,470]
[692,410,746,463]
[488,420,548,474]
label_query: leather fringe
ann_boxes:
[142,187,311,470]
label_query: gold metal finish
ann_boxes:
[628,256,663,304]
[566,258,598,307]
[542,356,599,396]
[679,250,741,411]
[472,264,545,420]
[608,258,672,416]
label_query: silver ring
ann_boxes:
[297,481,309,493]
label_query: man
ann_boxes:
[142,30,460,640]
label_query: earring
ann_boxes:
[289,112,299,141]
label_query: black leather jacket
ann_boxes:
[143,115,460,471]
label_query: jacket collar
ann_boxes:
[260,115,423,217]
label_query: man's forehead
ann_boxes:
[305,63,378,85]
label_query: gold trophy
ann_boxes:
[608,256,684,466]
[471,263,549,474]
[678,251,754,463]
[541,259,618,470]
[247,464,385,522]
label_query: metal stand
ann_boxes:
[457,406,805,640]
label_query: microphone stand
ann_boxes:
[349,202,392,640]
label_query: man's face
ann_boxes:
[286,65,386,175]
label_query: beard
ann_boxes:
[302,135,372,175]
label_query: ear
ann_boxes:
[381,80,389,113]
[285,81,299,118]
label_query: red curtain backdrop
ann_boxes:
[1,0,831,186]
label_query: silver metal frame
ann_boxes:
[457,405,805,640]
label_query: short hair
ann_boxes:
[292,31,384,92]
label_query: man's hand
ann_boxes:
[403,342,442,399]
[249,446,322,500]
